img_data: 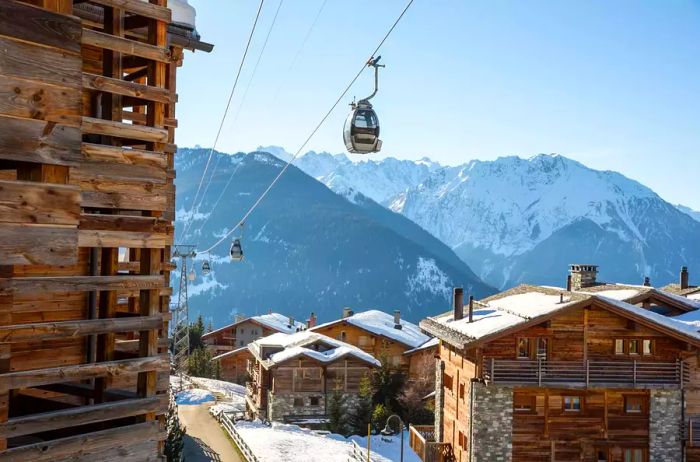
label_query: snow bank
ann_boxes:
[175,388,215,405]
[190,376,245,397]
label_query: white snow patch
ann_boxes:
[405,257,451,300]
[175,388,215,405]
[584,289,640,301]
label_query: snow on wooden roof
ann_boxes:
[403,337,439,355]
[212,346,251,361]
[250,330,380,368]
[313,309,431,348]
[203,313,306,339]
[423,284,700,347]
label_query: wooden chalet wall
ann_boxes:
[313,322,411,368]
[0,0,189,459]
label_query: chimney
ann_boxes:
[288,316,294,328]
[453,287,464,321]
[394,310,402,330]
[468,295,474,323]
[681,266,689,290]
[308,312,317,328]
[559,293,564,303]
[643,276,651,287]
[342,307,354,319]
[566,274,572,292]
[569,264,599,290]
[268,308,272,315]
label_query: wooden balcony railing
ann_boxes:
[483,359,688,388]
[409,425,455,462]
[688,418,700,447]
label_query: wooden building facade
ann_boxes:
[416,281,700,462]
[0,0,210,459]
[245,331,379,424]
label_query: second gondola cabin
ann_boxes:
[343,101,382,154]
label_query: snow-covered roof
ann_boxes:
[586,288,641,300]
[212,346,251,361]
[404,337,438,355]
[313,309,431,348]
[423,285,700,347]
[250,331,381,368]
[204,313,306,339]
[656,289,700,310]
[690,293,700,301]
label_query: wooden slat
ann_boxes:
[0,420,163,462]
[0,1,82,53]
[78,230,169,248]
[0,315,164,343]
[0,180,79,225]
[82,29,170,63]
[0,275,164,295]
[0,115,81,166]
[72,158,166,184]
[78,183,169,211]
[80,213,169,233]
[0,396,162,439]
[81,143,166,167]
[0,223,77,266]
[122,110,177,128]
[0,355,168,390]
[0,75,81,127]
[82,72,171,104]
[0,37,81,89]
[82,116,168,142]
[87,0,171,22]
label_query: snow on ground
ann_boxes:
[175,388,215,405]
[234,421,419,462]
[189,376,246,414]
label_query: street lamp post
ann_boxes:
[381,414,405,462]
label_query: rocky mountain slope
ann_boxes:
[175,148,493,326]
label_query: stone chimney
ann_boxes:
[643,276,651,287]
[468,295,474,323]
[288,316,294,328]
[342,307,354,319]
[308,312,317,328]
[566,274,572,292]
[394,310,402,330]
[681,266,690,290]
[453,287,464,321]
[569,264,599,290]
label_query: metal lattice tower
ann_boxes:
[171,245,196,388]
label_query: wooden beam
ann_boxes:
[78,230,169,248]
[0,275,164,295]
[82,116,168,143]
[0,76,81,128]
[0,355,168,390]
[86,0,171,22]
[0,223,77,266]
[0,396,161,439]
[0,315,164,343]
[0,115,81,167]
[82,29,170,63]
[79,214,169,233]
[0,2,81,53]
[0,180,79,225]
[82,72,172,104]
[0,36,81,89]
[0,420,163,462]
[81,142,165,167]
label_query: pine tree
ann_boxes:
[165,396,185,462]
[347,373,373,435]
[371,354,406,412]
[326,379,347,435]
[370,403,392,433]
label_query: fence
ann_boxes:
[218,413,260,462]
[348,440,384,462]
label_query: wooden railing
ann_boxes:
[217,413,260,462]
[483,359,688,388]
[409,425,454,462]
[688,418,700,447]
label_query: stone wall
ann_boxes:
[649,389,682,462]
[471,383,513,462]
[434,359,445,442]
[267,391,362,422]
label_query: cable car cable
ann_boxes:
[179,0,266,243]
[199,0,415,254]
[192,0,285,242]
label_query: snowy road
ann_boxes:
[179,402,245,462]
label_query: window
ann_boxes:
[239,340,244,346]
[459,382,465,400]
[293,398,304,407]
[595,448,609,462]
[339,331,347,342]
[615,339,625,355]
[514,394,535,413]
[517,338,531,359]
[239,328,245,335]
[642,339,653,355]
[310,396,321,406]
[563,396,582,412]
[391,355,402,366]
[443,373,453,393]
[457,431,467,450]
[623,448,645,462]
[624,395,646,414]
[629,339,639,355]
[302,368,320,380]
[359,335,371,347]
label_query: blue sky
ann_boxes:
[177,1,700,209]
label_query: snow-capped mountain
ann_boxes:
[175,148,493,326]
[296,151,700,289]
[676,204,700,223]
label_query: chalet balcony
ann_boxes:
[483,359,689,388]
[409,425,454,462]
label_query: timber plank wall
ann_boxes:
[0,0,186,459]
